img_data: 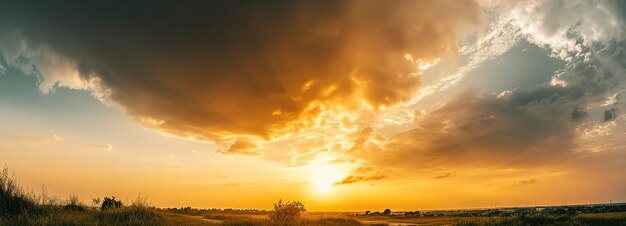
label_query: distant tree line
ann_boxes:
[163,206,270,216]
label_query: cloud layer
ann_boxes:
[0,0,484,146]
[346,0,626,179]
[2,1,626,192]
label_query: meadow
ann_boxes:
[2,167,626,226]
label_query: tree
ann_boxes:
[365,210,371,215]
[383,208,391,215]
[269,199,306,222]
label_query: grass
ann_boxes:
[453,212,626,226]
[2,166,626,225]
[0,205,169,226]
[0,167,39,217]
[203,210,365,226]
[214,216,364,226]
[0,166,186,226]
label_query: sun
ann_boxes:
[309,161,348,194]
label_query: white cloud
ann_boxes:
[491,0,624,61]
[18,134,112,151]
[0,31,112,102]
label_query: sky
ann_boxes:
[1,0,626,211]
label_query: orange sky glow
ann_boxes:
[1,0,626,211]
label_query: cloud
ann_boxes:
[64,141,113,151]
[333,174,387,185]
[18,134,112,151]
[518,178,537,185]
[433,172,456,179]
[500,177,538,189]
[350,0,626,173]
[0,1,485,147]
[0,32,111,100]
[217,137,261,156]
[604,108,618,122]
[3,0,626,186]
[359,87,580,170]
[486,0,626,60]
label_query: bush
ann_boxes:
[63,194,86,212]
[101,197,123,211]
[268,199,306,223]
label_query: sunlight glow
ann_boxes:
[309,158,348,194]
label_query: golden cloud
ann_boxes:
[0,1,485,150]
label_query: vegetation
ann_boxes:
[0,166,166,225]
[268,199,306,223]
[164,206,268,216]
[219,217,363,226]
[0,167,39,217]
[101,196,124,210]
[2,166,626,225]
[454,213,626,226]
[63,194,86,212]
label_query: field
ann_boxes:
[2,167,626,225]
[3,205,626,225]
[4,207,626,225]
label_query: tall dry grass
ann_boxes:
[0,166,167,225]
[0,166,39,217]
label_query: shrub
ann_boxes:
[101,197,123,211]
[130,194,150,208]
[269,199,306,223]
[63,194,86,212]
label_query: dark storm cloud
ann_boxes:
[0,0,485,145]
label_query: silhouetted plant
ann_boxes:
[131,194,150,207]
[0,166,38,216]
[269,199,306,223]
[63,194,85,211]
[383,208,391,215]
[92,197,101,207]
[404,211,420,217]
[101,197,123,211]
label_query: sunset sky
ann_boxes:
[1,0,626,211]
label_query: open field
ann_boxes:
[197,211,626,226]
[352,212,626,226]
[4,206,626,225]
[2,166,626,225]
[3,202,626,225]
